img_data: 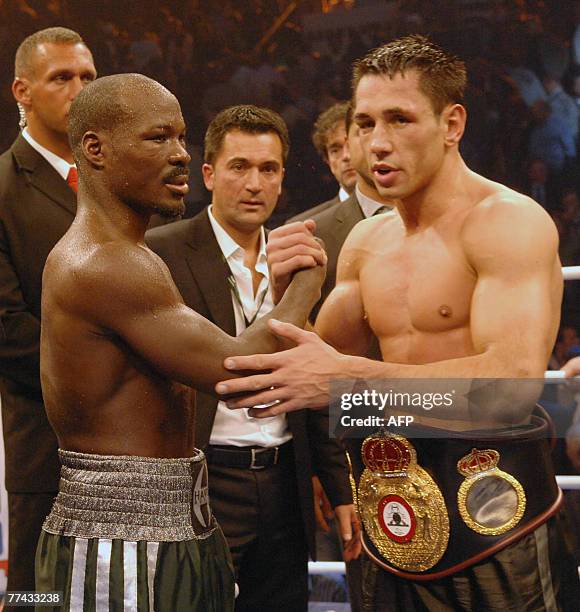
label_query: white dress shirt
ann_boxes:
[356,184,394,218]
[22,128,75,180]
[207,206,291,447]
[338,186,350,202]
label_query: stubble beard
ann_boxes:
[154,199,186,218]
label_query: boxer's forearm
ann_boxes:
[235,264,323,354]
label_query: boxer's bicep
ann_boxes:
[119,300,244,392]
[315,230,371,356]
[464,194,561,377]
[76,244,244,393]
[316,279,371,356]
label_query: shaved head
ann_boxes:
[67,73,189,218]
[68,73,176,166]
[15,27,86,79]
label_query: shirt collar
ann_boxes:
[22,128,75,181]
[208,206,268,276]
[338,186,350,202]
[355,184,392,218]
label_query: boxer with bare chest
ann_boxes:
[36,73,324,612]
[217,36,578,610]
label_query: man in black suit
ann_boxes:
[0,27,96,595]
[294,101,357,221]
[288,106,393,612]
[292,105,394,321]
[146,105,359,612]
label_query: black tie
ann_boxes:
[373,206,391,216]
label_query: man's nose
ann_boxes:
[370,124,393,158]
[69,76,86,100]
[245,167,261,192]
[169,140,191,165]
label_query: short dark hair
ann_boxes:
[204,105,289,164]
[344,102,354,133]
[352,35,466,114]
[15,27,87,78]
[68,73,172,167]
[312,102,350,160]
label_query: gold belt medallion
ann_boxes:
[357,433,449,572]
[457,448,526,536]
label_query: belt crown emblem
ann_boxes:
[457,448,500,477]
[362,435,414,474]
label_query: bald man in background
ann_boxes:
[0,27,96,597]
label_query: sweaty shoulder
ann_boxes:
[47,238,181,326]
[343,210,400,250]
[461,179,559,274]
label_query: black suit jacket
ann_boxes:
[290,194,340,223]
[146,209,352,558]
[0,134,76,492]
[295,192,365,322]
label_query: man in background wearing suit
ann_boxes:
[0,27,96,595]
[292,104,395,322]
[147,105,359,612]
[287,104,394,612]
[294,101,357,221]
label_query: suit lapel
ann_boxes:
[333,192,364,247]
[184,210,236,335]
[12,134,76,217]
[335,192,364,226]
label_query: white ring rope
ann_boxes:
[308,558,580,577]
[563,266,580,281]
[556,265,580,489]
[308,561,346,575]
[556,476,580,490]
[545,370,570,379]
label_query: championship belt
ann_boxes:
[357,433,450,572]
[457,448,526,536]
[344,415,561,580]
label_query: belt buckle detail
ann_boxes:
[250,447,268,470]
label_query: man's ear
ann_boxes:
[202,163,215,191]
[12,78,31,107]
[82,131,105,169]
[442,104,466,146]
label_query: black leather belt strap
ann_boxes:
[206,441,292,470]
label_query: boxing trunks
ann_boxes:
[36,450,235,611]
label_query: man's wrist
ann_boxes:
[347,353,386,380]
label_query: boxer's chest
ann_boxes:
[359,228,475,341]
